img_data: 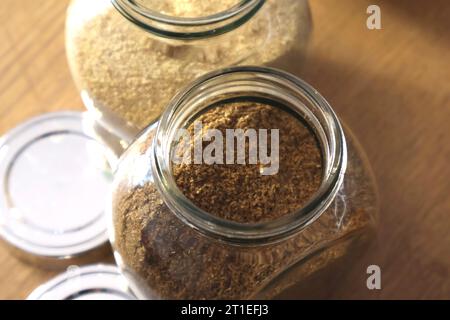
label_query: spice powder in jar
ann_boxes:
[66,0,312,137]
[172,101,323,223]
[111,68,378,300]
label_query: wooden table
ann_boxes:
[0,0,448,299]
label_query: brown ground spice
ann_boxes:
[112,114,378,299]
[172,102,323,223]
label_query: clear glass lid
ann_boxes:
[0,112,115,259]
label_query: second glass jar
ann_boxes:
[65,0,312,147]
[109,67,379,299]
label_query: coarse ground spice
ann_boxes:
[172,101,323,223]
[66,0,311,132]
[112,104,378,299]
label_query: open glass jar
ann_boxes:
[65,0,312,152]
[109,67,379,299]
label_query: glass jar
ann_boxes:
[65,0,312,151]
[109,67,379,299]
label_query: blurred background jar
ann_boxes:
[65,0,312,153]
[109,67,379,299]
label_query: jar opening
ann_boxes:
[152,67,348,244]
[112,0,265,40]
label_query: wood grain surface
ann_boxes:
[0,0,448,299]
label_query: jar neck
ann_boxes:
[111,0,265,41]
[151,66,348,245]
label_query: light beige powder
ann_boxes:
[66,0,311,135]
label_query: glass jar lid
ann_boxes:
[27,264,136,300]
[0,112,116,262]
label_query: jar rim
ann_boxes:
[152,66,348,245]
[111,0,265,40]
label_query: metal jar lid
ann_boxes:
[27,264,136,300]
[0,111,117,267]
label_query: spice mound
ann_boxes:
[172,101,323,223]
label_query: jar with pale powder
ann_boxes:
[110,67,379,299]
[65,0,312,151]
